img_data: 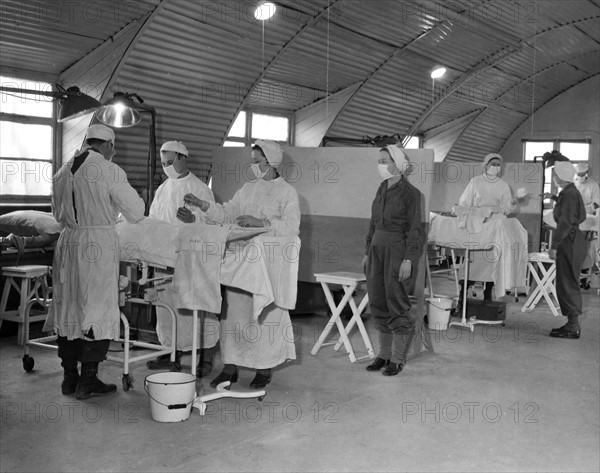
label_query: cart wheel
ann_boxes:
[169,362,181,372]
[22,355,34,372]
[122,374,134,391]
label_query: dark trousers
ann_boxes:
[556,228,587,317]
[57,337,110,363]
[366,232,415,334]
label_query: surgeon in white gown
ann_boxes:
[146,141,219,376]
[456,153,525,303]
[45,124,145,400]
[184,139,300,389]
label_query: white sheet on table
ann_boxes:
[543,209,599,232]
[116,218,179,267]
[429,213,528,298]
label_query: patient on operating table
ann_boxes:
[1,232,59,253]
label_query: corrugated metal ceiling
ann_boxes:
[1,0,598,191]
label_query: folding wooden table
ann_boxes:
[311,271,374,363]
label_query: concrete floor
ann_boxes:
[1,275,599,473]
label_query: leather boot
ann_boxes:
[197,346,217,378]
[550,315,580,339]
[483,282,494,301]
[250,369,272,389]
[366,358,390,371]
[384,331,415,376]
[61,360,79,395]
[75,362,117,400]
[147,350,182,370]
[210,364,238,388]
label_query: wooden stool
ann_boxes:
[0,265,51,345]
[311,272,374,363]
[521,253,559,316]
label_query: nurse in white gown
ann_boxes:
[457,153,523,302]
[184,140,300,389]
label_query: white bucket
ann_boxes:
[144,372,197,422]
[426,297,453,330]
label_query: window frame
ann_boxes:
[522,138,591,208]
[1,78,57,205]
[225,108,293,147]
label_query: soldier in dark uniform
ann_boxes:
[548,161,588,339]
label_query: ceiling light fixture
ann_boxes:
[254,2,277,21]
[430,66,447,79]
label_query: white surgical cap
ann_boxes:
[482,153,503,170]
[86,124,115,144]
[554,161,575,182]
[384,145,409,172]
[160,141,188,157]
[254,139,283,169]
[575,162,589,174]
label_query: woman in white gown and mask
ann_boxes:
[183,140,300,389]
[456,153,518,305]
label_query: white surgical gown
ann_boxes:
[459,175,516,214]
[148,172,219,351]
[150,173,214,223]
[44,149,145,340]
[457,174,526,296]
[575,178,600,215]
[206,177,300,369]
[574,177,600,270]
[205,177,301,238]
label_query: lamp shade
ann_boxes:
[96,93,141,128]
[57,87,102,122]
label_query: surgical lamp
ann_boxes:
[95,92,157,214]
[0,84,102,122]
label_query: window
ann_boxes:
[1,76,54,202]
[224,110,290,147]
[523,139,591,203]
[403,135,421,149]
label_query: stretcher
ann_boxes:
[21,260,178,392]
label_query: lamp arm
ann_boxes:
[0,86,59,98]
[137,106,157,215]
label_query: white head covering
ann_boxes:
[86,124,115,144]
[482,153,503,171]
[384,145,409,172]
[160,141,188,157]
[575,162,589,174]
[554,161,575,182]
[254,140,283,169]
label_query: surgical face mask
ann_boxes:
[163,164,183,180]
[486,165,501,176]
[378,163,396,180]
[251,163,268,180]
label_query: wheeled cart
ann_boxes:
[21,264,178,392]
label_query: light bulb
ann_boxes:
[431,67,447,79]
[254,2,276,20]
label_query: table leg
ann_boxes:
[311,283,356,361]
[449,248,475,332]
[191,310,198,377]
